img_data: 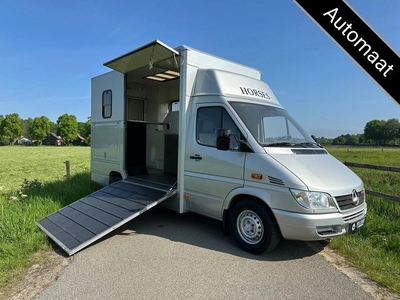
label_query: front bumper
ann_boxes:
[273,204,367,241]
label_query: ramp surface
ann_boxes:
[37,178,177,256]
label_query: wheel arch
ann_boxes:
[222,192,279,236]
[108,171,123,184]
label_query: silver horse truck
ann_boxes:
[37,40,367,255]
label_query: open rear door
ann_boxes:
[37,179,176,256]
[104,39,180,74]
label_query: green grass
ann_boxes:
[0,146,92,192]
[327,147,400,293]
[328,147,400,199]
[327,147,400,166]
[0,146,100,296]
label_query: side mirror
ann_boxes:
[216,129,231,151]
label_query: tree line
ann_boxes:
[316,118,400,146]
[0,113,398,147]
[0,113,90,146]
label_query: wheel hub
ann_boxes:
[237,210,264,244]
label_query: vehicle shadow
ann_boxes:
[111,206,326,262]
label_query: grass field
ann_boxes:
[328,147,400,199]
[0,146,399,296]
[326,147,400,293]
[0,146,100,297]
[0,146,92,191]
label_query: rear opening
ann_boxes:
[124,61,180,187]
[102,40,182,188]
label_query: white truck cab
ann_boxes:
[38,40,367,256]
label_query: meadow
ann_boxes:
[0,146,100,297]
[0,146,399,296]
[326,147,400,294]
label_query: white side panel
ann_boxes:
[91,71,125,123]
[91,71,125,185]
[92,122,120,161]
[181,47,261,80]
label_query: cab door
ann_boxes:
[184,103,246,219]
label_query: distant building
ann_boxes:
[73,134,88,146]
[43,133,64,146]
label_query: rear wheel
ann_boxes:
[229,200,280,254]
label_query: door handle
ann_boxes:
[189,155,202,160]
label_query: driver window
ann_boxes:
[197,107,242,149]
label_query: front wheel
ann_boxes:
[229,200,281,254]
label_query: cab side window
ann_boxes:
[196,107,242,149]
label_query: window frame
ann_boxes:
[102,90,112,119]
[196,106,243,150]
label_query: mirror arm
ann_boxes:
[230,133,253,152]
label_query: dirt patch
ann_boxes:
[3,249,70,300]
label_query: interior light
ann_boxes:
[146,76,165,81]
[155,73,175,79]
[145,70,180,82]
[165,70,180,76]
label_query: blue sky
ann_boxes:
[0,0,398,138]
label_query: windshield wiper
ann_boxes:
[297,142,323,148]
[263,142,308,148]
[263,142,323,148]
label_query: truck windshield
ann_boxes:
[229,102,319,148]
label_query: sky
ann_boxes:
[0,0,398,138]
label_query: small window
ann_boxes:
[102,90,112,118]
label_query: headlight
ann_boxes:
[290,189,337,211]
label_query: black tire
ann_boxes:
[229,200,281,254]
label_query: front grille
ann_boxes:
[335,190,365,210]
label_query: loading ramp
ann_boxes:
[36,178,177,256]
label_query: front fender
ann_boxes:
[222,181,311,216]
